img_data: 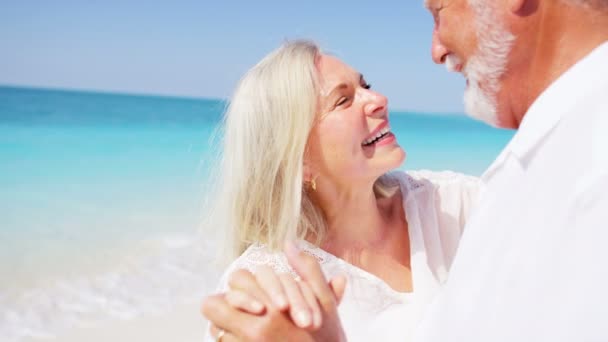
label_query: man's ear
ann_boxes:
[509,0,537,16]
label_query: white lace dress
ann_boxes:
[209,170,480,342]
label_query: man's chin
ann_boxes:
[463,87,500,127]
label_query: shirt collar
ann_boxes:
[483,40,608,179]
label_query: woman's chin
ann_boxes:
[375,147,406,175]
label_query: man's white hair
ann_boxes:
[459,0,515,126]
[562,0,608,9]
[468,0,608,8]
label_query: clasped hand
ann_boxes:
[201,242,348,341]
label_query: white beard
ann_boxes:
[459,2,515,126]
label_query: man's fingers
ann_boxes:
[228,268,273,308]
[225,290,266,314]
[201,294,255,340]
[284,241,336,310]
[256,266,289,310]
[279,273,312,328]
[209,324,237,342]
[329,275,347,305]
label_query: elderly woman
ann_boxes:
[203,40,479,342]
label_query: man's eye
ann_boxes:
[435,6,444,23]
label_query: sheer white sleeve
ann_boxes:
[410,171,481,234]
[400,170,480,281]
[409,169,481,235]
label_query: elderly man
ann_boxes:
[203,0,608,340]
[412,0,608,340]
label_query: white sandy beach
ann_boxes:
[23,302,208,342]
[1,235,223,342]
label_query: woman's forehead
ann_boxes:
[317,54,358,88]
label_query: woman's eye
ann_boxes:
[362,83,372,90]
[336,97,349,106]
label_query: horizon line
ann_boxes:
[0,83,467,117]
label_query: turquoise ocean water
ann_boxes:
[0,86,514,340]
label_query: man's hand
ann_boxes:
[203,293,316,341]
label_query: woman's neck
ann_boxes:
[308,180,413,292]
[326,188,387,240]
[310,180,407,261]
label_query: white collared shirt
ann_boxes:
[415,41,608,341]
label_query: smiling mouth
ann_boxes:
[362,126,391,147]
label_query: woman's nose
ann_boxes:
[363,90,388,117]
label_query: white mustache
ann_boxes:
[445,54,463,73]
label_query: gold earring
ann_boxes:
[310,175,319,191]
[308,175,319,191]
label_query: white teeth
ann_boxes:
[362,127,391,146]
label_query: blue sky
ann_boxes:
[0,0,466,113]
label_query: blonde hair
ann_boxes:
[210,40,398,260]
[208,40,320,258]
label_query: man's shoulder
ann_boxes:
[404,170,479,192]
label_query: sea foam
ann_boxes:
[0,234,223,342]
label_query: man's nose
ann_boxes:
[431,28,448,64]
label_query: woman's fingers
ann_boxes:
[284,241,338,310]
[329,275,347,304]
[298,278,323,329]
[279,273,312,328]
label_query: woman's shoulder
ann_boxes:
[221,241,332,282]
[228,243,294,276]
[213,243,293,291]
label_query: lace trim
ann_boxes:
[227,241,411,314]
[229,242,328,277]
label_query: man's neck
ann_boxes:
[518,3,608,124]
[500,2,608,128]
[540,4,607,85]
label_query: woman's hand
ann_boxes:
[201,242,348,341]
[283,241,347,342]
[224,265,324,329]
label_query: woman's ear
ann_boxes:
[303,162,314,183]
